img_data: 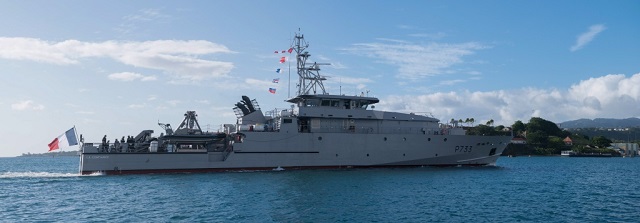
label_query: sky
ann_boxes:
[1,0,639,157]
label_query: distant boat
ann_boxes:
[561,150,612,157]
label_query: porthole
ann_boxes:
[367,154,370,157]
[435,154,438,157]
[428,138,431,142]
[444,138,448,142]
[384,137,387,141]
[318,136,323,141]
[403,137,407,141]
[403,153,406,156]
[336,154,339,157]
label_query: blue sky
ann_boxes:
[1,0,638,157]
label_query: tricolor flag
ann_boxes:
[276,68,281,73]
[288,48,293,53]
[279,57,286,63]
[48,127,78,151]
[272,78,280,83]
[269,88,276,94]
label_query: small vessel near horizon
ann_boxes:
[79,32,512,175]
[561,150,613,157]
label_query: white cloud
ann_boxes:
[81,118,100,124]
[147,95,157,101]
[408,32,447,39]
[327,75,373,85]
[128,103,146,109]
[117,8,171,34]
[11,100,45,111]
[167,100,181,106]
[76,111,95,115]
[0,38,234,83]
[344,40,489,80]
[467,71,481,75]
[397,25,416,30]
[570,24,606,52]
[330,62,348,69]
[377,73,640,125]
[439,79,466,86]
[64,103,80,108]
[141,76,157,81]
[245,78,275,89]
[195,100,210,104]
[108,72,157,82]
[124,8,168,22]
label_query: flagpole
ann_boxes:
[288,32,293,99]
[288,54,291,99]
[74,125,83,173]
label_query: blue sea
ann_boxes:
[1,156,639,222]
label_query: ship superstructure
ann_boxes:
[79,32,512,175]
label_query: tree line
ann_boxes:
[459,117,620,156]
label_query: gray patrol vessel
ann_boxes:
[80,33,512,175]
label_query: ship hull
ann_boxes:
[80,132,512,175]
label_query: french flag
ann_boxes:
[48,127,79,151]
[268,88,276,94]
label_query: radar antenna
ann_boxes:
[292,33,331,96]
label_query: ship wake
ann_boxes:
[0,171,102,178]
[0,171,79,178]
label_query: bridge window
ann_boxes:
[283,119,292,123]
[360,101,370,109]
[304,99,319,107]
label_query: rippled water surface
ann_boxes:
[1,156,639,222]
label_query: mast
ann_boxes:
[292,32,330,96]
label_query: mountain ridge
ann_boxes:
[559,117,640,129]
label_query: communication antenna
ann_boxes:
[292,32,331,96]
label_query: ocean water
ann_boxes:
[1,156,639,222]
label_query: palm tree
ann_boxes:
[486,119,494,126]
